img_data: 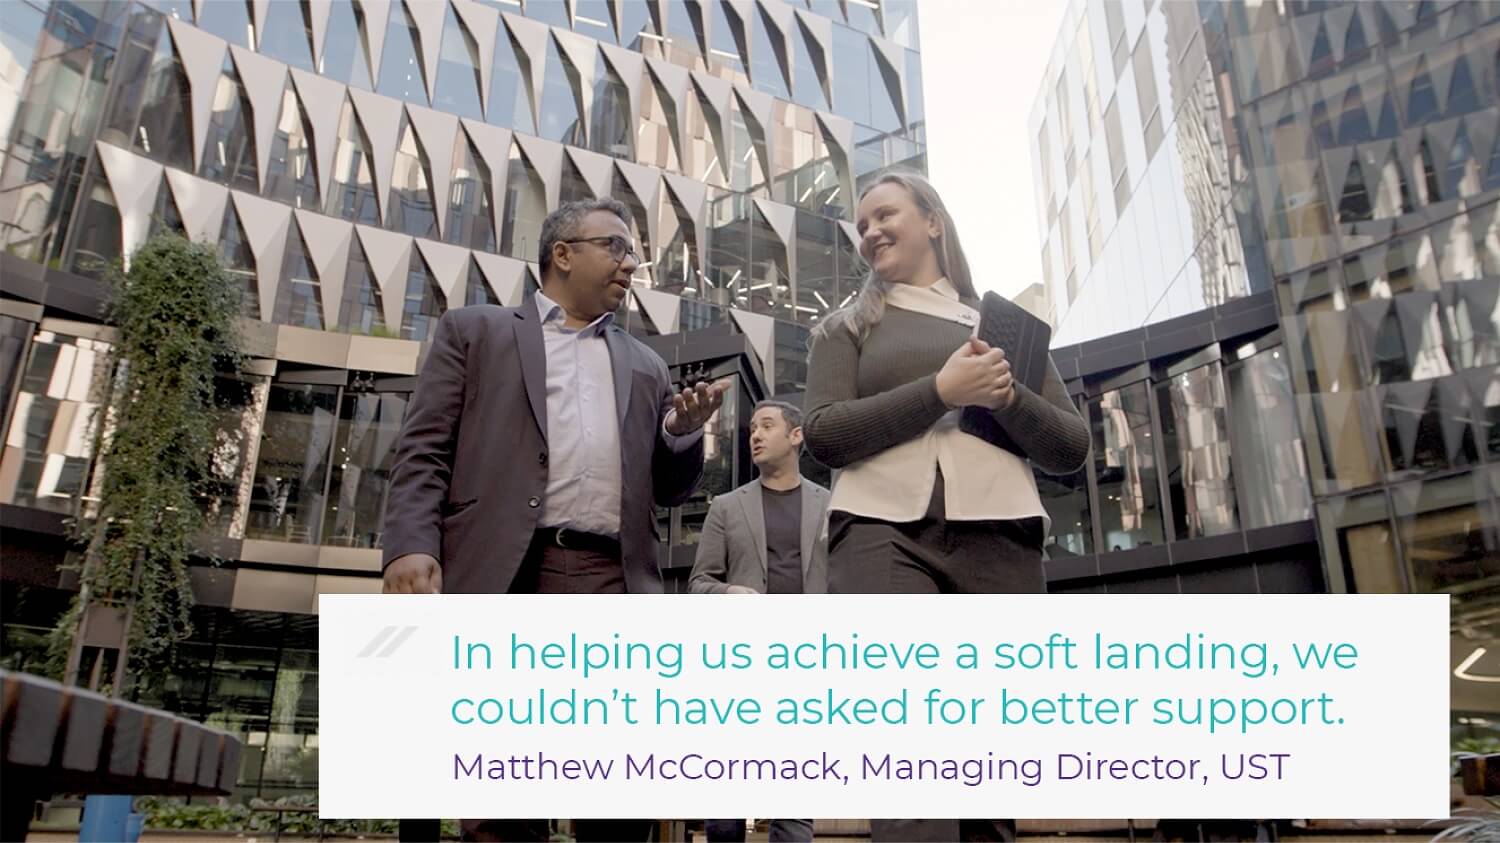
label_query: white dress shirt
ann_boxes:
[533,291,701,537]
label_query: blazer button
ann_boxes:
[538,452,548,466]
[528,496,540,508]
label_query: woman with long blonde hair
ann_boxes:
[802,172,1092,840]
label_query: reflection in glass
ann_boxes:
[1390,471,1499,595]
[273,229,324,329]
[219,202,260,319]
[322,390,407,548]
[538,37,586,145]
[676,374,738,548]
[1158,363,1238,539]
[773,321,809,394]
[489,19,536,134]
[340,239,388,335]
[264,85,320,209]
[324,98,380,225]
[202,372,270,538]
[401,250,445,341]
[198,59,259,190]
[246,383,339,544]
[502,143,546,261]
[132,22,194,171]
[1039,464,1092,558]
[375,3,427,105]
[388,117,439,239]
[67,168,122,278]
[794,212,836,324]
[195,0,251,48]
[318,0,374,89]
[258,0,314,72]
[1090,382,1164,551]
[1226,348,1312,529]
[1319,492,1400,593]
[447,134,495,251]
[0,331,111,514]
[431,5,484,122]
[590,59,633,159]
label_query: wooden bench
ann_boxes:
[0,669,243,840]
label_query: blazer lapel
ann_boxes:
[513,304,547,441]
[798,481,820,580]
[603,326,632,431]
[737,484,768,578]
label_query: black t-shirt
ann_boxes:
[762,484,804,595]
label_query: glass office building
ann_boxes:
[1031,0,1498,756]
[0,0,922,798]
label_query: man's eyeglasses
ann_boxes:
[564,235,639,263]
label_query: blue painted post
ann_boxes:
[78,795,132,842]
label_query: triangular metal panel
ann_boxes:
[815,110,855,210]
[645,54,690,160]
[730,307,774,369]
[94,142,164,270]
[793,7,833,105]
[553,28,599,146]
[1384,380,1433,468]
[753,196,795,249]
[869,32,908,128]
[472,250,527,306]
[599,42,645,135]
[402,0,447,104]
[248,0,270,49]
[348,87,406,224]
[231,190,294,323]
[1322,145,1357,201]
[837,219,860,253]
[289,68,347,205]
[662,170,708,276]
[405,103,459,238]
[615,159,662,258]
[229,45,288,193]
[1289,12,1324,74]
[690,69,733,181]
[633,286,682,335]
[1434,376,1475,464]
[164,168,230,246]
[415,237,471,306]
[355,223,415,332]
[1324,5,1355,63]
[307,0,333,69]
[354,0,392,88]
[567,146,616,199]
[515,132,565,211]
[294,209,354,329]
[451,0,499,116]
[166,16,229,172]
[502,12,551,131]
[460,119,513,248]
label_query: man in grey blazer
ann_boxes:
[689,400,830,598]
[689,400,828,843]
[382,198,724,842]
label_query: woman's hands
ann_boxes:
[935,337,1016,411]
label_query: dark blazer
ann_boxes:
[381,302,705,594]
[688,479,831,595]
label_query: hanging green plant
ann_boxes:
[46,229,245,696]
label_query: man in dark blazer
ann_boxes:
[383,197,724,842]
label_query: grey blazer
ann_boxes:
[688,478,830,594]
[381,302,705,595]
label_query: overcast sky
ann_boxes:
[919,0,1068,300]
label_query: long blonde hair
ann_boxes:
[813,171,978,343]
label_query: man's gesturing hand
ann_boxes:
[666,380,729,435]
[383,553,442,594]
